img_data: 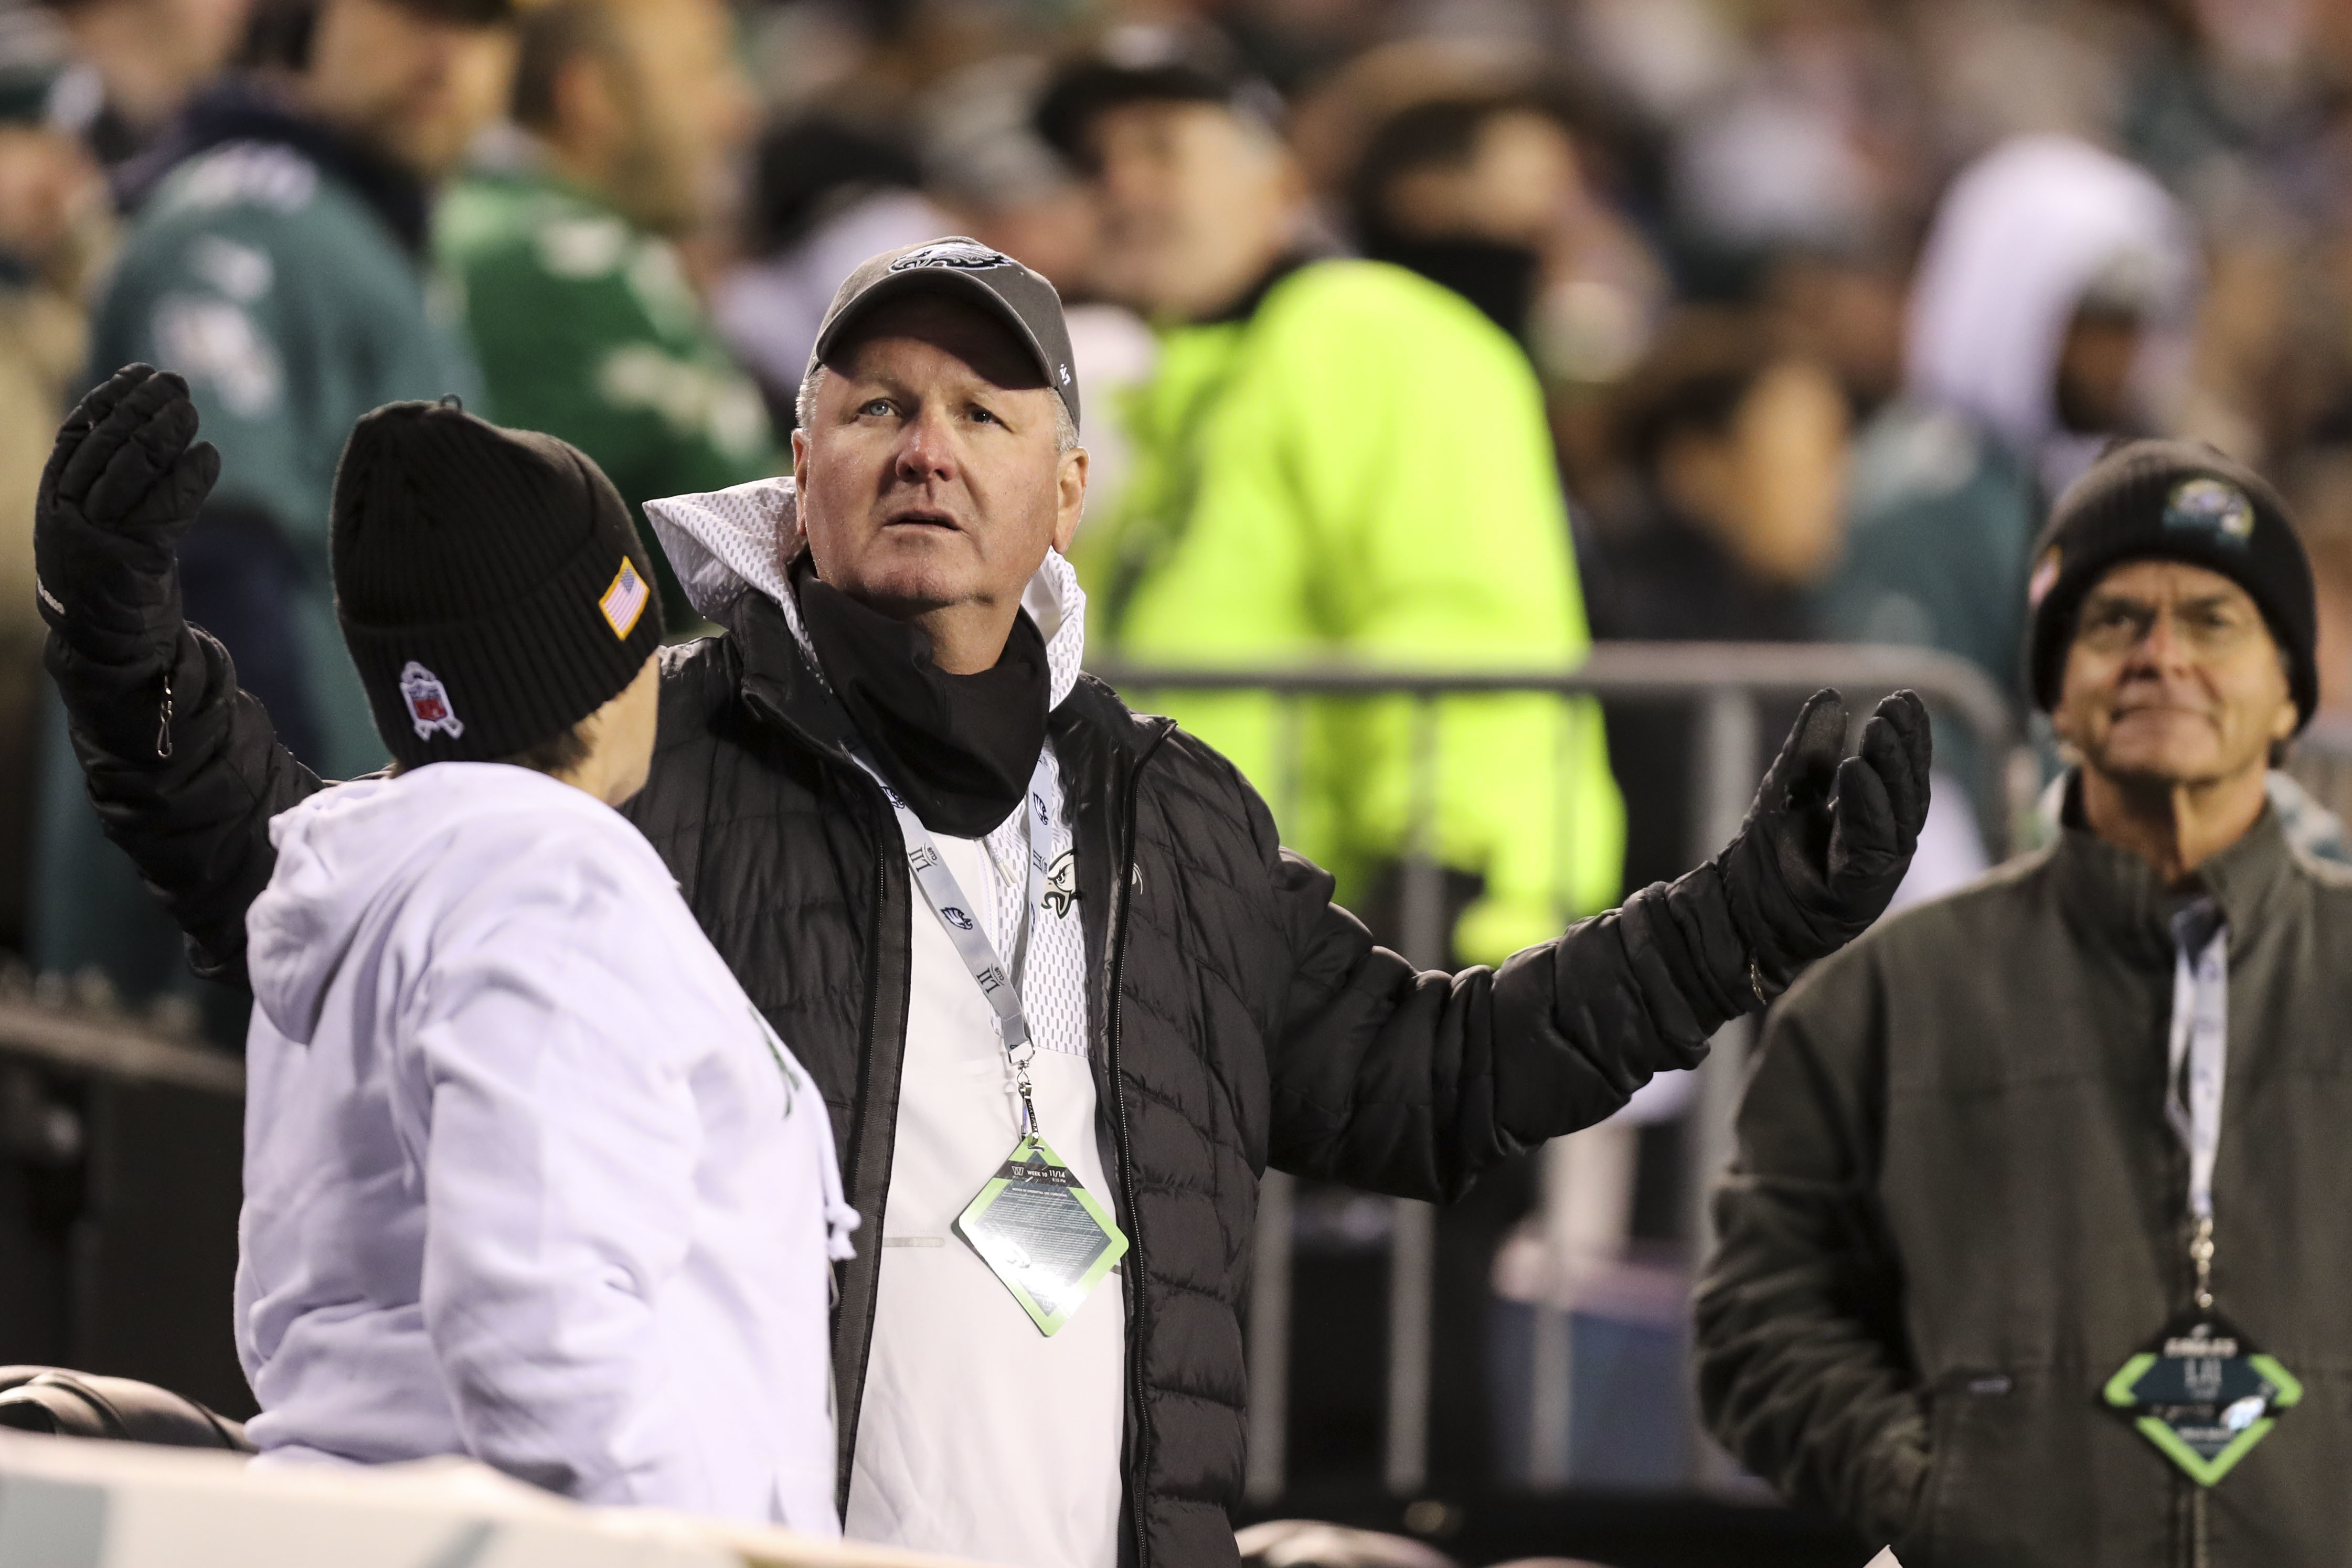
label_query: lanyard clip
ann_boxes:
[1014,1063,1039,1140]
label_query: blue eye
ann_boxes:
[860,399,893,417]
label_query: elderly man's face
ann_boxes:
[792,295,1085,669]
[2054,559,2297,790]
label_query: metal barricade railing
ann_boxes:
[0,983,248,1415]
[1091,642,2023,1502]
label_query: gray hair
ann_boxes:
[795,364,1079,455]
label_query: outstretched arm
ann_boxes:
[1266,688,1931,1198]
[36,365,325,986]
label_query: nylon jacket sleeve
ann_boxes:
[406,855,709,1508]
[1691,956,1928,1548]
[1258,769,1755,1201]
[48,616,325,987]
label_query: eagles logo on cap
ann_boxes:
[888,240,1013,273]
[2164,477,2257,547]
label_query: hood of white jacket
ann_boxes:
[643,476,1088,710]
[1904,134,2195,456]
[247,765,625,1047]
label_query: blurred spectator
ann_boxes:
[0,62,109,954]
[922,52,1096,286]
[1044,34,1628,1491]
[919,54,1157,529]
[1580,307,1846,889]
[435,0,772,628]
[1819,135,2196,699]
[37,0,512,1025]
[29,0,251,168]
[1666,0,1920,294]
[714,114,953,423]
[2281,444,2352,831]
[2293,445,2352,743]
[1041,33,1624,968]
[1347,90,1573,342]
[1334,73,1670,504]
[1764,241,1909,422]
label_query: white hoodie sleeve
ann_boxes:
[398,836,722,1510]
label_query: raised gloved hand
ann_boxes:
[1717,688,1931,996]
[35,364,219,658]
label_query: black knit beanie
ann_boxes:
[2025,439,2317,731]
[332,400,664,767]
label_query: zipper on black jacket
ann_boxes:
[1105,734,1162,1568]
[835,777,899,1513]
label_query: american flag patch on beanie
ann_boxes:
[599,558,650,638]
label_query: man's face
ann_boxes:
[62,0,254,129]
[304,0,515,182]
[1661,358,1851,586]
[1379,110,1580,249]
[2053,559,2297,790]
[2053,307,2144,434]
[791,295,1086,648]
[1087,100,1300,320]
[595,0,754,236]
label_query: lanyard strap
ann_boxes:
[840,742,1059,1138]
[2165,898,2228,1309]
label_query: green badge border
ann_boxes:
[954,1133,1131,1337]
[2102,1351,2304,1487]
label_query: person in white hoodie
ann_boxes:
[198,387,854,1526]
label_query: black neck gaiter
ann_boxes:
[795,561,1050,839]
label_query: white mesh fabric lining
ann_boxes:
[644,476,1093,1058]
[642,476,1086,708]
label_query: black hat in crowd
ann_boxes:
[810,238,1082,430]
[1033,24,1283,171]
[2024,439,2317,731]
[332,400,663,769]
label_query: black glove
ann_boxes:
[35,364,220,661]
[1718,688,1931,994]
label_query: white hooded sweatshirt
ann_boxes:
[1903,133,2195,494]
[236,762,855,1529]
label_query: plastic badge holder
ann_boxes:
[955,1134,1129,1336]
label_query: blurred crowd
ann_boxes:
[13,0,2352,1509]
[12,0,2352,979]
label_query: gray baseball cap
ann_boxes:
[807,238,1080,430]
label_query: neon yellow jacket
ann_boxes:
[1082,260,1622,964]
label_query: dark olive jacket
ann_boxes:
[60,589,1768,1567]
[1697,803,2352,1567]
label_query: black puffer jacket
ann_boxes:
[62,589,1768,1566]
